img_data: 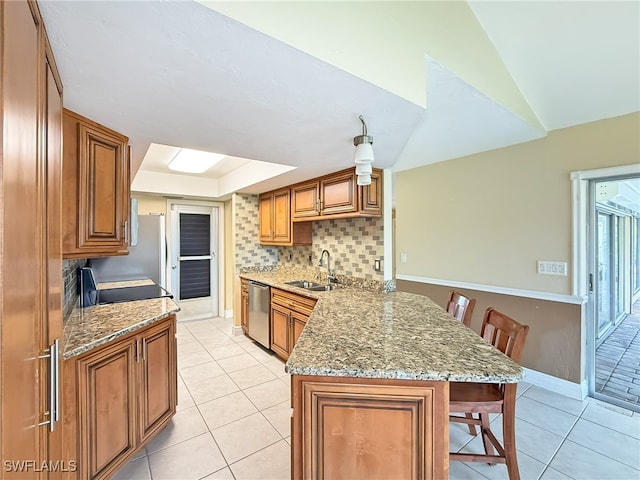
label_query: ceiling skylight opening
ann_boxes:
[168,148,226,173]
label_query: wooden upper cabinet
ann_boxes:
[291,181,320,218]
[259,193,275,243]
[291,167,383,221]
[320,170,357,215]
[63,108,130,258]
[359,168,383,215]
[259,188,312,246]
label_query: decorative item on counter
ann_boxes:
[353,115,374,186]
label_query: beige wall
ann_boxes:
[224,199,234,313]
[396,112,640,295]
[132,193,167,215]
[395,112,640,383]
[397,280,583,383]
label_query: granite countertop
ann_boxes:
[240,270,524,383]
[97,279,155,290]
[63,280,180,359]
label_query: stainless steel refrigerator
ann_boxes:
[91,214,166,287]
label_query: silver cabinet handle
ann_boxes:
[142,338,147,362]
[38,339,60,432]
[123,220,129,244]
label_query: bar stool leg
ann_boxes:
[479,413,495,463]
[465,413,477,435]
[503,385,520,480]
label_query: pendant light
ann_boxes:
[353,115,373,186]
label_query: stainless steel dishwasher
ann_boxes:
[248,281,270,348]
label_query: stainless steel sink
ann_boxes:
[285,280,335,291]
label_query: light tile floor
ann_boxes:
[115,316,640,480]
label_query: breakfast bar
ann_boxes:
[239,270,524,480]
[285,289,523,480]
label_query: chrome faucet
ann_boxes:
[318,249,335,285]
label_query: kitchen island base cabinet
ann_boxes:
[65,315,177,480]
[291,375,448,480]
[270,288,317,361]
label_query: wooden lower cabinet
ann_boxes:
[77,338,137,480]
[270,289,317,360]
[138,320,177,444]
[291,375,449,480]
[241,279,250,334]
[66,316,177,480]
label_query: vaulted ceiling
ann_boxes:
[39,1,639,198]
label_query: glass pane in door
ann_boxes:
[178,213,211,301]
[597,211,612,341]
[614,217,625,321]
[180,213,210,256]
[179,259,211,300]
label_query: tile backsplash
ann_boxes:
[233,193,278,272]
[63,258,86,319]
[279,217,384,281]
[234,193,384,281]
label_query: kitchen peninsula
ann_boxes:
[239,270,524,479]
[62,286,180,480]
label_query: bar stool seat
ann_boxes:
[449,307,529,480]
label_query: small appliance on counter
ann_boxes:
[78,266,173,307]
[79,266,99,307]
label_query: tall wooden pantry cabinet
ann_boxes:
[1,1,65,478]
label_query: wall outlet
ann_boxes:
[374,258,381,271]
[400,253,407,263]
[537,260,567,276]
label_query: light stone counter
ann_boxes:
[97,279,155,290]
[240,270,524,383]
[63,279,179,359]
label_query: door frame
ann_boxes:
[571,163,640,405]
[166,199,225,318]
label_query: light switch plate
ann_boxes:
[537,260,567,276]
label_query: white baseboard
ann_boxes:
[231,325,243,336]
[524,367,587,400]
[225,309,233,319]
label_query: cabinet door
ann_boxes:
[292,378,448,480]
[77,123,128,250]
[271,304,291,360]
[139,319,177,444]
[77,338,137,480]
[320,171,357,215]
[272,188,291,243]
[292,312,307,347]
[258,193,274,242]
[359,169,383,215]
[292,181,320,218]
[1,0,44,470]
[241,290,249,334]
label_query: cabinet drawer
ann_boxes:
[271,288,317,316]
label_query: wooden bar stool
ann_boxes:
[449,308,530,480]
[446,290,476,328]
